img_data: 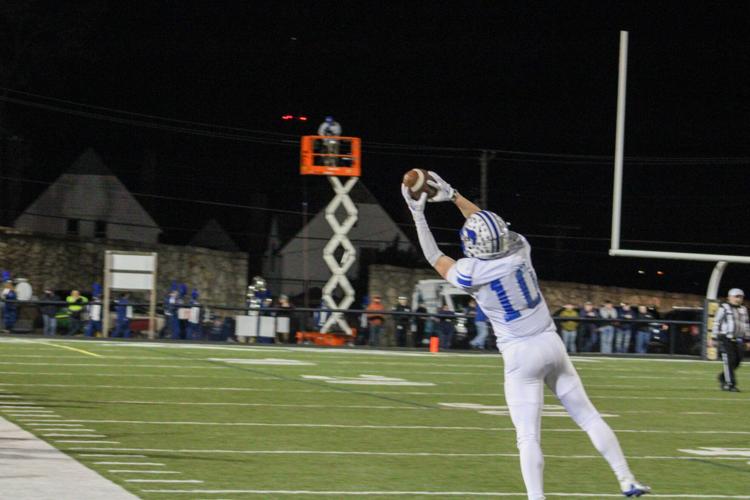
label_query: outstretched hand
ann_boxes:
[401,184,427,215]
[426,171,456,203]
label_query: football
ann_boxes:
[402,168,438,201]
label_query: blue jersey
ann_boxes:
[446,235,555,349]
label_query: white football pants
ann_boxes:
[502,330,634,500]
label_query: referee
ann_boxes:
[711,288,750,392]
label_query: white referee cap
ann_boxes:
[728,288,744,297]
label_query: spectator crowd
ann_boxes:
[552,300,665,354]
[0,275,699,356]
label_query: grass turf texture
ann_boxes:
[0,338,748,499]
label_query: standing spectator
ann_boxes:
[2,282,17,332]
[317,116,342,166]
[164,286,179,338]
[558,303,579,353]
[112,292,132,338]
[40,288,60,336]
[393,296,411,347]
[275,294,295,344]
[185,288,203,340]
[84,286,103,338]
[598,300,618,354]
[187,289,202,340]
[366,294,385,346]
[356,296,370,345]
[176,284,189,339]
[66,290,88,336]
[470,302,490,350]
[313,300,330,332]
[710,288,749,392]
[635,305,656,354]
[437,304,455,350]
[616,302,636,353]
[580,301,600,352]
[414,301,428,347]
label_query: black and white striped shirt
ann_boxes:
[712,303,750,339]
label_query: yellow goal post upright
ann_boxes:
[608,31,750,359]
[298,136,362,343]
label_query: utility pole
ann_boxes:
[479,150,495,208]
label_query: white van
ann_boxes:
[411,279,472,335]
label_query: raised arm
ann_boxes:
[401,185,455,279]
[426,171,481,218]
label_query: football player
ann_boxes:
[402,171,650,499]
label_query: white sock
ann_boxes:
[517,437,545,500]
[585,416,634,489]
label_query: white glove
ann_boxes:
[426,171,456,203]
[401,184,427,215]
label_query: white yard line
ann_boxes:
[39,418,750,435]
[63,447,750,461]
[54,440,120,444]
[44,433,108,438]
[108,470,181,474]
[125,479,203,483]
[29,423,83,426]
[0,362,229,370]
[93,461,165,465]
[137,490,750,498]
[0,370,275,380]
[0,416,139,499]
[1,382,746,402]
[78,454,146,457]
[74,400,430,410]
[34,428,97,432]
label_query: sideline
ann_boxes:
[0,416,138,499]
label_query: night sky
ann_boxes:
[2,1,750,296]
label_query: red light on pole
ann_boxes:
[298,116,308,121]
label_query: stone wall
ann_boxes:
[0,227,248,306]
[369,264,704,312]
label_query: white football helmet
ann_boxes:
[459,210,515,259]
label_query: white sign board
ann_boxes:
[112,254,156,272]
[111,272,154,291]
[104,251,158,339]
[235,314,276,338]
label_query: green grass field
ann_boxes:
[0,337,748,499]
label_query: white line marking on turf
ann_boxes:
[75,400,429,410]
[94,462,164,465]
[66,447,750,461]
[1,382,746,402]
[125,479,203,483]
[34,428,97,432]
[3,408,55,411]
[44,434,107,437]
[136,490,750,498]
[45,419,750,435]
[209,357,316,366]
[0,370,276,380]
[0,362,229,370]
[302,374,435,386]
[29,423,83,426]
[55,440,120,444]
[108,470,181,474]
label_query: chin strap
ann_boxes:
[412,212,444,266]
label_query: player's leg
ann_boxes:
[503,342,546,500]
[543,332,649,496]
